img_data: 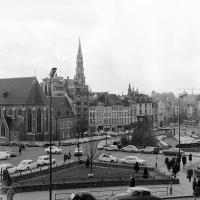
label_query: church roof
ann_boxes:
[0,77,48,105]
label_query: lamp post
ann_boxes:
[49,67,57,200]
[155,156,158,168]
[178,93,187,157]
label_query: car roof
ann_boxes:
[21,159,33,162]
[124,156,137,158]
[0,163,12,167]
[127,186,152,193]
[38,155,49,158]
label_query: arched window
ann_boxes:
[1,124,5,137]
[28,109,32,132]
[37,109,41,133]
[46,109,48,132]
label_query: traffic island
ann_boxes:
[10,160,179,193]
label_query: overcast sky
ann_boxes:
[0,0,200,95]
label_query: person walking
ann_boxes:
[193,177,197,193]
[64,153,67,163]
[19,147,21,156]
[129,175,135,187]
[187,169,193,182]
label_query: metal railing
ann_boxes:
[12,174,158,187]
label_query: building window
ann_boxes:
[28,109,32,132]
[1,124,5,137]
[37,109,41,133]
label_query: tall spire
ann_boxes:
[77,37,82,57]
[74,38,85,85]
[128,83,131,96]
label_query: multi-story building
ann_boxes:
[126,84,153,125]
[0,77,49,142]
[151,91,177,126]
[51,96,76,139]
[41,76,66,97]
[89,93,136,132]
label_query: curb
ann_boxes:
[162,195,194,199]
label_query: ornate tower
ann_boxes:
[128,83,132,96]
[74,38,85,85]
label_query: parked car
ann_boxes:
[161,148,185,156]
[44,146,62,154]
[37,155,56,166]
[104,145,119,151]
[119,156,145,165]
[4,148,17,157]
[0,151,9,160]
[17,159,37,171]
[98,154,118,163]
[140,147,159,154]
[26,141,42,147]
[97,142,106,150]
[121,145,138,152]
[0,163,18,174]
[42,142,58,147]
[74,147,83,156]
[110,187,162,200]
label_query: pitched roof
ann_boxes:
[0,77,48,105]
[51,96,75,119]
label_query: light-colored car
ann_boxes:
[44,146,62,154]
[74,147,83,156]
[104,145,119,151]
[17,159,37,171]
[0,151,9,160]
[97,142,106,150]
[98,154,118,163]
[161,148,185,156]
[4,148,18,157]
[110,187,161,200]
[140,147,159,154]
[119,156,145,165]
[37,155,56,166]
[0,163,18,174]
[121,145,138,152]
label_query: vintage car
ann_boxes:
[161,148,185,156]
[110,187,162,200]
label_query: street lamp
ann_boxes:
[178,93,187,157]
[49,67,57,200]
[155,156,158,168]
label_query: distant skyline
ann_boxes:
[1,0,200,95]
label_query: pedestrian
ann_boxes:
[68,151,71,162]
[64,153,67,162]
[19,147,21,156]
[134,162,139,173]
[187,169,193,182]
[129,175,135,187]
[143,166,148,179]
[193,178,197,192]
[86,158,90,168]
[182,156,187,167]
[189,153,192,162]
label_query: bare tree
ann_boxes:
[85,142,100,174]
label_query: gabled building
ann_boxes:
[89,93,136,132]
[51,96,76,140]
[0,77,49,142]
